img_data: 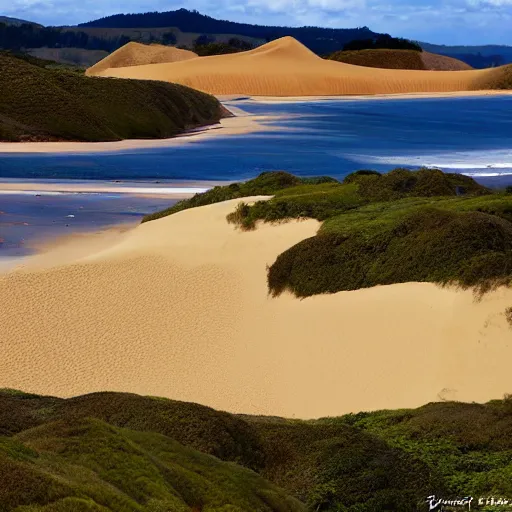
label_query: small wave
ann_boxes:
[345,150,512,175]
[460,172,512,177]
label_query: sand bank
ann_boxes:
[244,90,512,103]
[91,36,512,97]
[1,197,512,418]
[0,180,219,199]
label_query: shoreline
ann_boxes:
[2,90,511,154]
[0,105,277,155]
[241,89,512,103]
[0,179,223,199]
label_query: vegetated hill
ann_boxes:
[421,41,512,68]
[86,41,197,75]
[0,390,304,512]
[0,51,225,142]
[0,15,42,27]
[0,22,134,53]
[145,168,512,298]
[192,36,255,56]
[92,36,512,96]
[6,389,512,511]
[328,49,472,71]
[27,47,109,67]
[342,33,422,52]
[78,8,379,55]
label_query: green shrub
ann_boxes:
[343,169,382,184]
[268,207,512,297]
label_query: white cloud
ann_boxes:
[2,0,512,44]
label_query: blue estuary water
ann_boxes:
[1,95,512,258]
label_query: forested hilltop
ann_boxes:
[77,8,377,55]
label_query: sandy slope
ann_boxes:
[86,41,197,76]
[89,36,510,96]
[1,197,512,418]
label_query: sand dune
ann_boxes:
[86,41,197,76]
[89,36,511,96]
[1,197,512,418]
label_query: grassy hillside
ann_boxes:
[5,389,512,511]
[327,49,472,71]
[144,169,512,298]
[0,392,303,512]
[328,49,426,69]
[0,52,225,142]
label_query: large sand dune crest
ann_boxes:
[86,41,198,76]
[88,36,512,96]
[1,198,512,418]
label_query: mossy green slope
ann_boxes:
[141,171,338,223]
[0,392,303,512]
[0,52,224,142]
[6,390,512,511]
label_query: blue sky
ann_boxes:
[2,0,512,45]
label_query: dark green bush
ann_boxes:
[343,169,382,183]
[268,208,512,297]
[355,168,488,202]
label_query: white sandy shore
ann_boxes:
[0,181,220,199]
[246,90,512,103]
[1,197,512,419]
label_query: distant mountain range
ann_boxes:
[78,8,378,55]
[421,42,512,68]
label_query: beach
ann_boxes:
[1,196,512,419]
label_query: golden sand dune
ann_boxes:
[89,36,512,96]
[1,198,512,418]
[86,41,197,76]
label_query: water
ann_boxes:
[2,96,512,182]
[2,95,512,259]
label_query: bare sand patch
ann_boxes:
[91,36,512,97]
[1,197,512,418]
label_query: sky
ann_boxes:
[1,0,512,46]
